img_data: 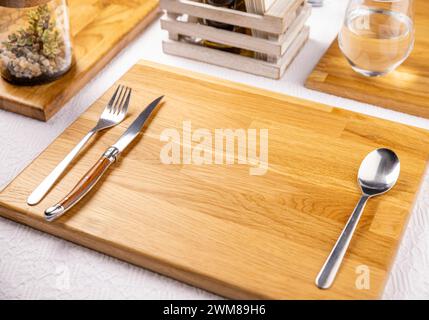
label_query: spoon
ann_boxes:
[315,148,400,289]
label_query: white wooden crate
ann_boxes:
[160,0,311,79]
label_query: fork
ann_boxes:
[27,85,131,206]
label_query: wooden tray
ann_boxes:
[1,60,429,299]
[0,0,159,121]
[305,0,429,118]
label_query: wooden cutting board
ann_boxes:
[305,0,429,119]
[0,0,159,121]
[1,60,429,299]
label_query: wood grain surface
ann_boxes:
[1,60,429,299]
[0,0,159,121]
[305,0,429,119]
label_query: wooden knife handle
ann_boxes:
[45,147,119,222]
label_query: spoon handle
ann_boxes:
[315,195,369,289]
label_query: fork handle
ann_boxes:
[44,147,120,222]
[27,130,96,206]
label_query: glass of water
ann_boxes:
[338,0,414,77]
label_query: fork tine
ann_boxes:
[115,86,128,114]
[113,85,126,114]
[110,85,124,112]
[115,86,128,115]
[107,85,121,112]
[112,85,124,114]
[120,88,132,117]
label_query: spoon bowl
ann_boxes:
[358,148,400,196]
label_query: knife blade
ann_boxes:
[44,96,164,222]
[112,95,163,153]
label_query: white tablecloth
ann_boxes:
[1,0,429,299]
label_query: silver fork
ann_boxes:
[27,85,132,206]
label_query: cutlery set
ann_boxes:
[27,86,163,222]
[24,83,402,290]
[27,86,132,206]
[44,95,164,222]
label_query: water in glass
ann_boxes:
[339,0,414,77]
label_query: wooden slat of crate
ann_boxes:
[160,0,305,34]
[163,26,309,79]
[267,3,310,55]
[266,0,306,19]
[161,4,311,56]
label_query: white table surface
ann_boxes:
[1,0,429,299]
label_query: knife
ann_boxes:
[44,96,164,222]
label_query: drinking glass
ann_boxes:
[338,0,414,77]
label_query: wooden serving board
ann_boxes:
[1,60,429,299]
[0,0,159,121]
[305,0,429,119]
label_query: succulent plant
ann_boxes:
[2,4,63,59]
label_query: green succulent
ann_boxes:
[2,4,63,59]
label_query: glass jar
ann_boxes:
[0,0,72,85]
